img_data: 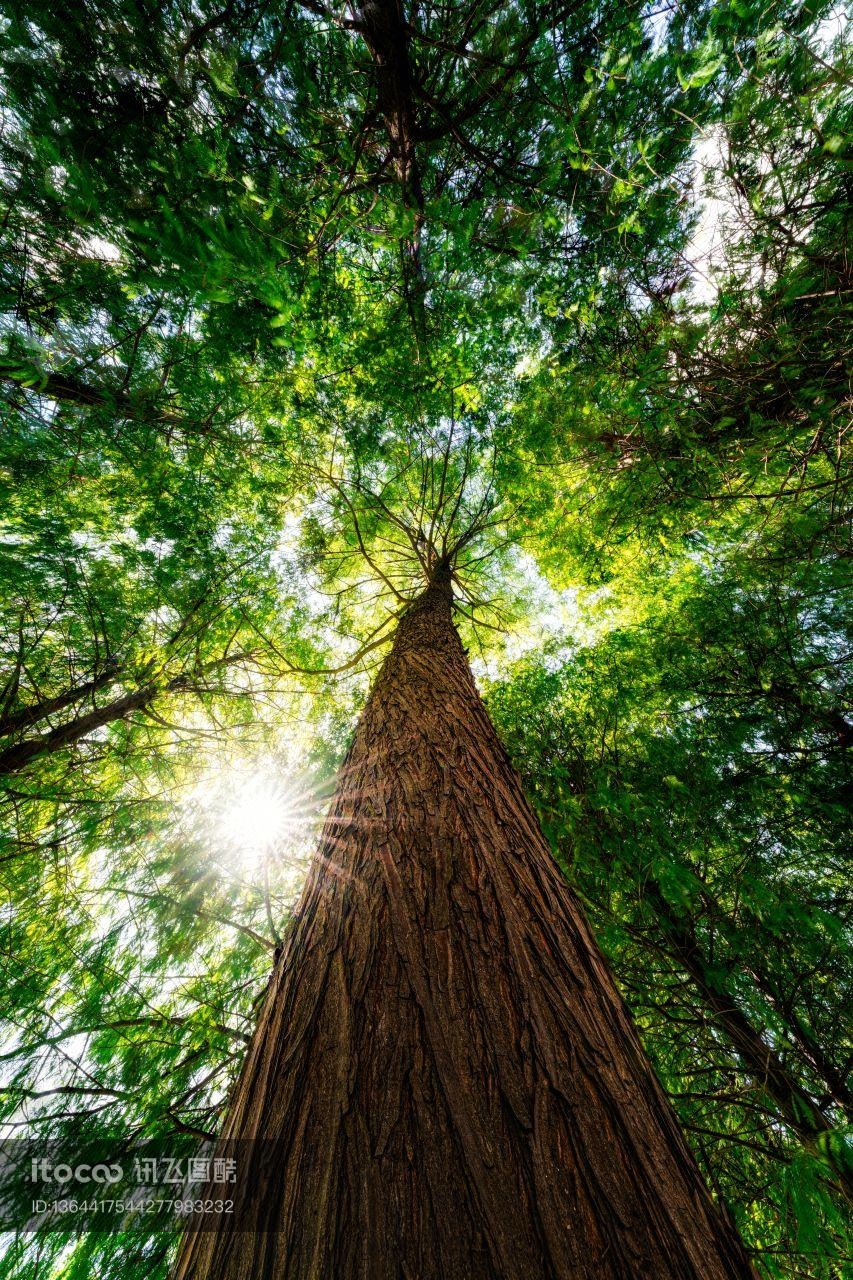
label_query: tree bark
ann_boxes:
[174,567,756,1280]
[0,362,182,426]
[0,663,121,738]
[355,0,422,206]
[0,685,158,775]
[352,0,427,336]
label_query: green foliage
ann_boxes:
[0,0,849,1276]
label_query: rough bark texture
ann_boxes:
[174,569,756,1280]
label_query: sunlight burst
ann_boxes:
[190,764,318,872]
[219,775,296,856]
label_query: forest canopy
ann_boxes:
[0,0,850,1276]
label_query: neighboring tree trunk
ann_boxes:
[174,567,756,1280]
[648,888,853,1200]
[0,685,159,775]
[353,0,427,337]
[0,654,249,775]
[0,662,121,738]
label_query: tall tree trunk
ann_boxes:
[174,567,756,1280]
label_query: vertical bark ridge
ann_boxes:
[174,572,756,1280]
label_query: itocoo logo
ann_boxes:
[30,1159,123,1184]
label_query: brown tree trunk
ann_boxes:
[0,684,158,775]
[0,662,121,738]
[352,0,427,336]
[0,361,183,426]
[174,567,756,1280]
